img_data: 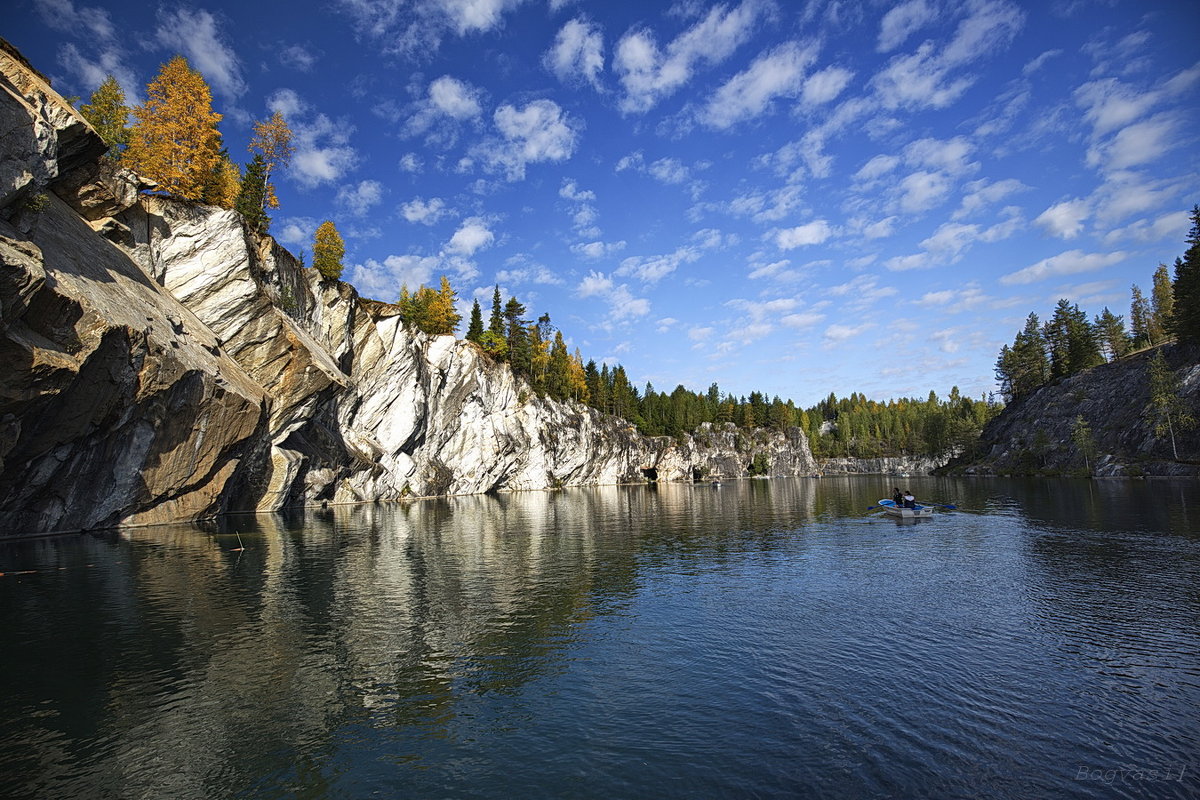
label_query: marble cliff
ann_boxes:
[0,40,817,534]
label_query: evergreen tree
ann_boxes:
[312,220,345,281]
[433,275,461,335]
[1130,284,1153,348]
[547,331,572,401]
[1094,307,1130,361]
[124,55,223,201]
[1044,299,1100,379]
[995,313,1049,401]
[79,75,129,161]
[1150,263,1174,342]
[202,148,240,209]
[466,299,485,343]
[1170,206,1200,346]
[488,286,505,337]
[504,296,530,376]
[234,153,270,233]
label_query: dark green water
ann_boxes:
[1,476,1197,799]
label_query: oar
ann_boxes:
[923,502,957,510]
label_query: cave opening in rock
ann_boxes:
[641,467,658,482]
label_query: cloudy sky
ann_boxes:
[8,0,1198,406]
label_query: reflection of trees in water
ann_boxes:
[7,477,1195,797]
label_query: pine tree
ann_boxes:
[466,299,485,343]
[202,148,240,209]
[1150,263,1174,342]
[1170,206,1200,346]
[504,296,530,376]
[488,286,505,338]
[1094,307,1130,361]
[1130,284,1153,348]
[235,153,270,233]
[1044,299,1101,379]
[124,55,223,201]
[312,220,345,281]
[248,110,295,211]
[995,312,1049,401]
[79,75,129,161]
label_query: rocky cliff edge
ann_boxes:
[0,40,816,534]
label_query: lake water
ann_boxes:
[1,476,1197,799]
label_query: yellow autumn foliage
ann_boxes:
[123,55,223,201]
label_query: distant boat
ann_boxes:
[877,499,933,519]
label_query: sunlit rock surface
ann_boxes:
[0,39,816,533]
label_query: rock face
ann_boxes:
[0,40,817,534]
[944,343,1200,477]
[818,456,947,476]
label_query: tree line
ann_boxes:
[995,206,1200,404]
[75,55,1023,463]
[392,274,998,459]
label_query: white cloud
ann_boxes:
[560,179,595,202]
[571,241,627,259]
[648,157,689,184]
[774,220,832,249]
[444,217,494,256]
[398,153,423,173]
[872,0,1023,110]
[877,0,936,53]
[278,44,318,72]
[781,311,825,329]
[336,180,383,216]
[1102,210,1190,245]
[854,154,900,182]
[614,0,767,113]
[350,254,440,299]
[1035,199,1090,239]
[474,99,580,180]
[1087,112,1179,171]
[1000,249,1127,285]
[904,136,976,175]
[617,245,702,283]
[429,75,483,119]
[154,8,246,98]
[337,0,525,56]
[544,17,604,89]
[823,322,874,344]
[802,66,854,105]
[954,177,1028,219]
[700,41,817,129]
[289,114,358,188]
[275,216,318,247]
[897,170,951,214]
[35,0,115,40]
[267,88,306,118]
[577,271,614,297]
[401,197,451,225]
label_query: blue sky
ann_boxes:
[8,0,1198,407]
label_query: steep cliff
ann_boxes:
[943,342,1200,477]
[0,41,816,535]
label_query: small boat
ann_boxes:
[877,499,933,519]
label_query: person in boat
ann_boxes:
[892,487,903,505]
[903,491,916,509]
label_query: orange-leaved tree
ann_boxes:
[249,111,295,211]
[123,55,223,201]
